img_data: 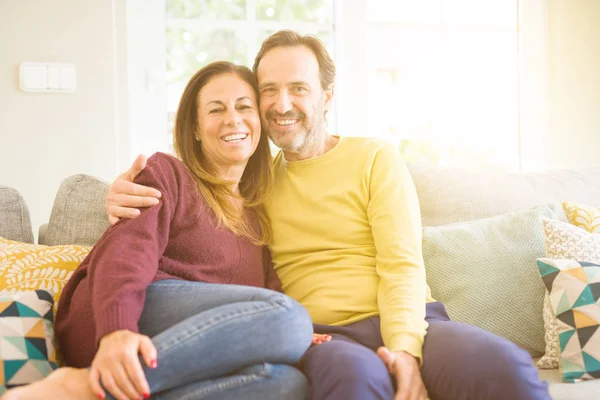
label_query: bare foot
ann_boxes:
[1,367,97,400]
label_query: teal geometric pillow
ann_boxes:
[537,258,600,383]
[0,290,57,394]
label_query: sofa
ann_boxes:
[2,164,600,399]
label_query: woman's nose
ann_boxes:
[225,110,242,126]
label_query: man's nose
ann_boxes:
[274,91,293,114]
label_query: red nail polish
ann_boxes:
[150,360,158,369]
[97,394,104,399]
[144,393,150,399]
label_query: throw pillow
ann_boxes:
[424,204,556,356]
[537,219,600,369]
[0,237,91,309]
[563,202,600,234]
[536,258,600,382]
[0,290,57,393]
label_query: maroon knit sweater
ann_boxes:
[54,152,282,368]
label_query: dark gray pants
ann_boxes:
[298,302,551,400]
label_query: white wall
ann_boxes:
[0,0,129,238]
[546,0,600,169]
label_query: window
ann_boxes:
[165,0,336,145]
[361,0,520,169]
[157,0,543,170]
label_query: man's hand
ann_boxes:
[377,347,428,400]
[105,155,162,225]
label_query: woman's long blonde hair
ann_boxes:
[173,62,273,245]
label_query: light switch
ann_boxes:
[47,65,61,89]
[19,62,76,93]
[60,65,76,90]
[21,64,47,91]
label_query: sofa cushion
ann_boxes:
[424,204,555,356]
[40,175,110,246]
[563,202,600,234]
[537,258,600,383]
[538,219,600,369]
[0,290,57,393]
[0,237,91,311]
[536,362,600,400]
[408,164,600,227]
[0,186,33,244]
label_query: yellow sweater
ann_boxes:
[266,136,434,361]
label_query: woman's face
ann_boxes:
[196,73,261,173]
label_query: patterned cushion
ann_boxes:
[563,202,600,234]
[537,219,600,369]
[424,204,555,356]
[0,290,57,393]
[0,237,91,311]
[537,258,600,382]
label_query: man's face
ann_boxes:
[256,45,332,155]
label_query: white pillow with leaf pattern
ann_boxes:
[0,237,91,311]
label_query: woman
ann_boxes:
[2,62,325,400]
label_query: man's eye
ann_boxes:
[261,88,275,94]
[293,87,307,93]
[238,105,252,110]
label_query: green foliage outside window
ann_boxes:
[167,0,247,19]
[166,0,333,83]
[255,0,333,22]
[166,28,248,83]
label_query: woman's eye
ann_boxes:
[208,109,223,114]
[238,105,252,110]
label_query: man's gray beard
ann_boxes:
[268,125,317,154]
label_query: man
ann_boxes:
[106,30,550,400]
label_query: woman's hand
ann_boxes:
[89,329,158,400]
[311,333,332,346]
[105,155,162,225]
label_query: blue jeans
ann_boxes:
[106,280,312,400]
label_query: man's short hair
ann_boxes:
[253,30,336,91]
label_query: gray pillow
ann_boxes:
[424,204,556,356]
[0,186,34,243]
[41,175,110,246]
